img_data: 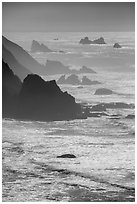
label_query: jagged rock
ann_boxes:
[65,74,80,85]
[94,88,113,95]
[17,74,83,121]
[113,43,122,48]
[79,37,106,45]
[57,154,76,158]
[81,76,101,85]
[31,40,53,53]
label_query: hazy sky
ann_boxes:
[3,2,135,32]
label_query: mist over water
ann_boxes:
[2,32,135,201]
[3,32,135,72]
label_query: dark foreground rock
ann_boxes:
[94,88,113,95]
[3,62,86,121]
[17,74,84,121]
[113,43,122,48]
[31,40,53,53]
[57,154,76,158]
[79,37,106,45]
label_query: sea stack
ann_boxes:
[113,43,122,48]
[79,37,106,45]
[31,40,53,52]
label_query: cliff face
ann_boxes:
[2,60,22,117]
[2,36,46,75]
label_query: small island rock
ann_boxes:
[113,43,122,48]
[94,88,113,95]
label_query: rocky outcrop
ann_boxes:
[94,88,113,95]
[57,154,76,158]
[79,37,106,45]
[113,43,122,48]
[2,45,31,81]
[91,102,134,111]
[17,74,83,121]
[57,75,101,85]
[2,36,46,75]
[31,40,53,53]
[81,76,101,85]
[65,74,80,85]
[2,60,22,118]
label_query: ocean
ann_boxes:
[2,32,135,201]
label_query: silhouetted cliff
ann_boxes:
[2,60,22,117]
[2,36,46,75]
[17,74,82,121]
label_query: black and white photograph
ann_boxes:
[2,1,135,202]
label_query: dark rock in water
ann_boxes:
[79,37,106,45]
[79,66,96,74]
[125,114,135,119]
[87,112,108,117]
[31,40,53,53]
[59,50,65,53]
[94,88,113,95]
[92,102,134,110]
[77,86,83,89]
[57,154,76,158]
[17,74,83,121]
[2,45,31,81]
[81,76,101,85]
[2,60,22,118]
[113,43,122,48]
